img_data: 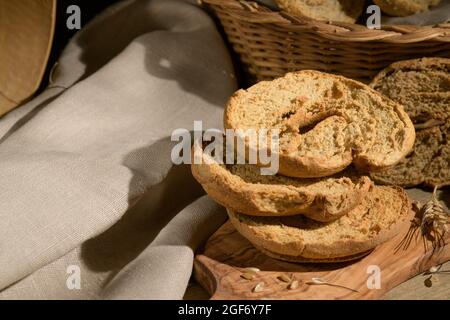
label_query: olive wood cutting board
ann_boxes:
[194,215,450,299]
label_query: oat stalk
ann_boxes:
[396,189,449,253]
[306,277,359,293]
[424,264,450,275]
[420,186,449,251]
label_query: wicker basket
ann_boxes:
[202,0,450,84]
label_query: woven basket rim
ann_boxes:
[202,0,450,43]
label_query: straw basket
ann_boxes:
[201,0,450,84]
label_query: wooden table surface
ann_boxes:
[184,187,450,300]
[184,262,450,299]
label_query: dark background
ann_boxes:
[41,0,247,91]
[40,0,122,93]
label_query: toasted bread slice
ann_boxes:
[255,245,372,263]
[228,186,412,262]
[371,57,450,124]
[192,142,372,222]
[370,58,450,188]
[373,0,441,17]
[370,124,450,187]
[224,70,415,178]
[275,0,364,23]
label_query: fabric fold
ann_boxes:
[0,0,236,298]
[102,196,227,300]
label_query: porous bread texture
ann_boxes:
[393,93,449,125]
[371,123,450,187]
[373,0,441,17]
[371,57,450,124]
[191,144,372,222]
[274,0,365,23]
[228,186,412,261]
[224,70,415,178]
[370,58,450,188]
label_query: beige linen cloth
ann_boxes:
[0,0,236,299]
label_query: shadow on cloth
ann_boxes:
[75,0,232,107]
[80,136,205,286]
